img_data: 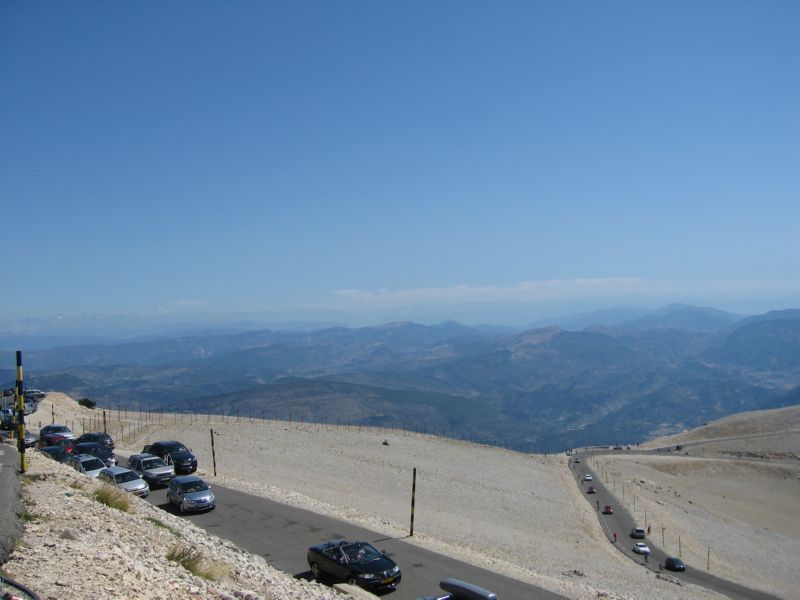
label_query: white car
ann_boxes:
[632,542,651,555]
[584,474,593,481]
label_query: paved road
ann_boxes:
[571,452,785,600]
[141,481,566,600]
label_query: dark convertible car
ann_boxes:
[307,540,401,591]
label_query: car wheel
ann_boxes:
[348,577,359,586]
[179,501,185,515]
[310,562,321,580]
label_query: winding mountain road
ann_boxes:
[571,449,784,600]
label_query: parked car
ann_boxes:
[38,446,69,463]
[72,442,117,468]
[587,486,596,494]
[584,474,593,481]
[98,466,150,497]
[143,441,197,474]
[167,475,215,514]
[418,578,498,600]
[24,389,46,400]
[23,430,36,448]
[75,431,115,450]
[574,458,581,463]
[39,424,75,446]
[630,527,646,539]
[602,505,614,514]
[66,454,106,478]
[664,556,686,571]
[39,434,76,454]
[127,453,175,488]
[307,540,401,591]
[632,542,651,555]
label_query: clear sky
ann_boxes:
[1,1,798,327]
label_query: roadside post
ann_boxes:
[210,429,218,476]
[410,467,416,536]
[15,351,27,473]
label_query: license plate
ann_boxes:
[381,578,393,584]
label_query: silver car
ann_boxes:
[167,475,215,514]
[98,466,150,497]
[67,454,106,478]
[127,453,175,488]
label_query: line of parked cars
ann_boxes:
[35,429,213,515]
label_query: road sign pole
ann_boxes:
[410,467,417,536]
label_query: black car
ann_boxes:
[142,441,197,474]
[75,431,115,450]
[38,446,69,463]
[307,540,401,591]
[664,556,686,571]
[72,442,117,467]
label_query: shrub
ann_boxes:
[166,546,228,581]
[78,397,96,409]
[93,485,131,513]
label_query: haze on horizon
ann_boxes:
[2,2,798,328]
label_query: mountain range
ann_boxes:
[4,304,800,452]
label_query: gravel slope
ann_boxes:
[11,393,795,599]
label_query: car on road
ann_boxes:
[584,474,593,481]
[167,475,215,514]
[98,466,150,497]
[602,505,614,514]
[39,424,75,446]
[418,578,498,600]
[587,486,596,494]
[66,454,107,478]
[72,442,117,467]
[630,527,646,539]
[664,556,686,571]
[632,542,651,555]
[128,453,175,488]
[574,458,581,463]
[143,440,197,474]
[75,431,115,450]
[38,446,69,463]
[307,540,401,591]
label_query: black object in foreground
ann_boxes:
[307,540,401,591]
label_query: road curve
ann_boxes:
[571,451,785,600]
[142,481,567,600]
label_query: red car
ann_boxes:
[602,505,614,514]
[587,486,597,494]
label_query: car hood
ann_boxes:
[119,479,149,493]
[183,490,214,503]
[144,466,175,477]
[349,556,396,575]
[168,451,194,461]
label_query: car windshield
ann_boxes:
[342,543,382,564]
[142,458,166,469]
[51,426,69,433]
[180,481,208,493]
[83,458,105,470]
[167,444,188,453]
[116,471,140,483]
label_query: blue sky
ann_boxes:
[1,1,798,327]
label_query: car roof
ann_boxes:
[102,466,134,475]
[172,475,203,483]
[130,453,158,460]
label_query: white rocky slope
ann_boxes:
[10,393,794,599]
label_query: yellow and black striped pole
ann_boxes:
[16,351,27,473]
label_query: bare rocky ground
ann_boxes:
[5,394,797,599]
